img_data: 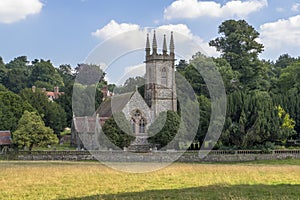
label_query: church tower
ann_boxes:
[144,31,177,117]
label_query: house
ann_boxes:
[32,86,64,101]
[0,131,12,151]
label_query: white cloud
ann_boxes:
[260,15,300,59]
[88,20,218,84]
[164,0,268,20]
[291,3,300,12]
[0,0,43,23]
[91,20,140,39]
[156,24,218,57]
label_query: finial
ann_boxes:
[170,31,174,55]
[145,33,150,57]
[146,33,150,50]
[152,30,157,55]
[163,34,167,55]
[135,85,138,91]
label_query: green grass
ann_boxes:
[31,143,76,151]
[0,160,299,200]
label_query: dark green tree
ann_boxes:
[20,88,67,137]
[29,59,64,90]
[3,56,30,93]
[102,112,135,149]
[148,111,180,149]
[0,90,34,131]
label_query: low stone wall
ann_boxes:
[3,149,300,162]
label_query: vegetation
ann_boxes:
[13,111,58,151]
[148,111,181,149]
[0,161,299,199]
[102,112,135,149]
[0,18,300,150]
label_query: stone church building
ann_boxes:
[72,31,177,150]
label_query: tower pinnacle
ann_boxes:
[163,34,167,55]
[152,30,157,55]
[145,33,150,56]
[169,31,174,55]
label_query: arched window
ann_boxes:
[139,118,146,133]
[161,67,167,86]
[131,119,136,134]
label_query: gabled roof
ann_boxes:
[95,92,134,118]
[73,117,100,133]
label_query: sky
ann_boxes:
[1,0,300,84]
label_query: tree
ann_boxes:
[0,83,8,92]
[0,91,34,132]
[209,20,263,68]
[278,61,300,92]
[148,111,180,149]
[0,57,7,84]
[20,88,67,137]
[209,20,265,88]
[29,59,64,90]
[13,111,58,151]
[102,112,135,149]
[3,56,30,93]
[114,76,145,95]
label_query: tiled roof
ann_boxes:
[73,92,134,133]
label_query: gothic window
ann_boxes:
[161,67,167,86]
[131,119,136,134]
[134,110,141,117]
[139,118,146,133]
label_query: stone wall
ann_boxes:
[4,150,300,162]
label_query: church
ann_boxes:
[72,31,177,151]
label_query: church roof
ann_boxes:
[95,92,134,118]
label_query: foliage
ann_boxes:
[2,56,31,93]
[13,111,58,151]
[209,20,266,89]
[114,76,145,96]
[0,91,34,131]
[148,111,180,149]
[102,112,135,149]
[20,88,67,137]
[30,59,64,90]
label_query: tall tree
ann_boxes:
[209,20,265,88]
[3,56,30,93]
[29,59,64,90]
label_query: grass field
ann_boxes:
[0,159,300,200]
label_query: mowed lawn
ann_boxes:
[0,160,300,200]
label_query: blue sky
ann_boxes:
[1,0,300,83]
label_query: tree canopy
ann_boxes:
[13,111,58,151]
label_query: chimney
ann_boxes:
[54,86,59,93]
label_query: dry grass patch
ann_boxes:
[0,160,299,199]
